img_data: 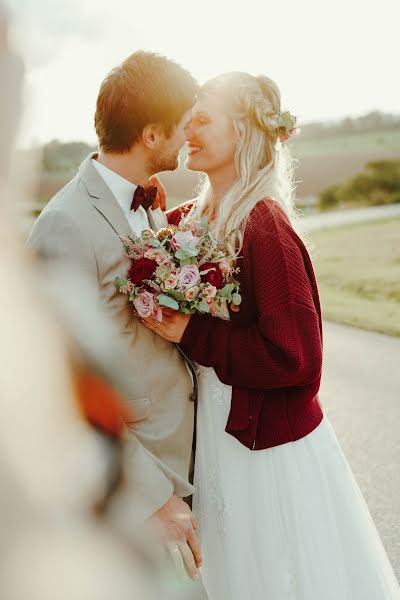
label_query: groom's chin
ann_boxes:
[154,156,180,173]
[166,154,180,172]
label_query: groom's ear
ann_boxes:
[141,124,164,149]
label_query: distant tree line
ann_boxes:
[40,111,400,174]
[42,140,96,173]
[300,111,400,140]
[319,159,400,210]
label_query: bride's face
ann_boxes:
[185,93,237,174]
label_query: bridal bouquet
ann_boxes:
[114,217,241,321]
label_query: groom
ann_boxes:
[28,51,201,578]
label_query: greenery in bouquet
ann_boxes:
[114,217,241,321]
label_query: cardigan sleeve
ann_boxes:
[166,202,194,226]
[180,202,323,390]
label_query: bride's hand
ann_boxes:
[147,175,167,211]
[141,309,191,343]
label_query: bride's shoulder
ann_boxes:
[247,198,291,232]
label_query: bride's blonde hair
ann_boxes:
[191,72,298,254]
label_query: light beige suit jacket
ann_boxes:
[28,154,195,518]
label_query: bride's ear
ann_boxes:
[141,124,163,149]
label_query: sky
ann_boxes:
[6,0,400,146]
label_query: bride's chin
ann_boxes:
[185,157,202,172]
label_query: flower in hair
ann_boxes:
[277,111,298,142]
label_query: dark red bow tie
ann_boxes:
[131,185,158,212]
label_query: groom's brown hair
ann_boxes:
[95,51,198,153]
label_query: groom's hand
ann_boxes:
[147,175,167,211]
[149,494,202,579]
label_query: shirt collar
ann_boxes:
[92,158,137,216]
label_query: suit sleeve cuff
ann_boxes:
[114,431,175,523]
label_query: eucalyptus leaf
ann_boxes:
[167,289,187,302]
[149,238,161,247]
[175,249,189,260]
[197,301,210,313]
[179,257,192,267]
[219,283,234,299]
[232,293,242,305]
[181,306,196,315]
[156,294,179,310]
[114,277,128,289]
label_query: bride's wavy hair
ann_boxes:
[192,72,298,255]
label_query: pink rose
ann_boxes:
[171,230,200,251]
[163,274,179,290]
[133,290,156,318]
[177,265,200,290]
[202,284,217,299]
[185,286,199,301]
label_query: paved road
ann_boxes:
[299,203,400,232]
[320,320,400,581]
[23,200,400,237]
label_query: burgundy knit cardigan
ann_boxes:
[167,199,324,451]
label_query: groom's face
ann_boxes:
[149,109,192,173]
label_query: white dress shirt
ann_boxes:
[92,158,162,236]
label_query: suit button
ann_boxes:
[189,392,196,402]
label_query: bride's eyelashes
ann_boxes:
[192,112,210,128]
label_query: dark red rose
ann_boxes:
[200,263,223,288]
[128,257,158,285]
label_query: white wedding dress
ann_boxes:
[193,366,400,600]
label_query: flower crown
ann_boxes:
[275,111,298,142]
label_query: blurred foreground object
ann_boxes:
[0,4,23,179]
[0,6,201,598]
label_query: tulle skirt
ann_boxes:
[193,366,400,600]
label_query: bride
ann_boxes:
[142,71,400,599]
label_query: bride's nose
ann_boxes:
[185,121,194,140]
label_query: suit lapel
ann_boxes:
[92,192,132,239]
[79,153,132,239]
[79,153,168,237]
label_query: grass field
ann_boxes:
[32,128,400,206]
[309,217,400,337]
[293,129,400,158]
